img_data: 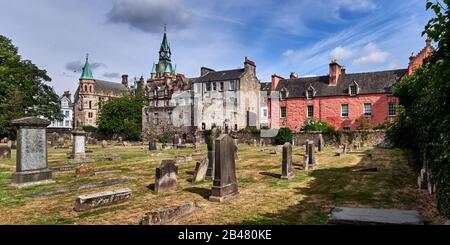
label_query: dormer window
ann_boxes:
[306,84,316,99]
[280,88,288,100]
[349,81,359,96]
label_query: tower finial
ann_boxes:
[86,53,89,62]
[164,24,167,33]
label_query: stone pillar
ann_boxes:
[308,141,316,166]
[11,117,53,187]
[72,130,86,160]
[209,134,239,202]
[281,142,294,179]
[206,128,218,180]
[318,134,324,152]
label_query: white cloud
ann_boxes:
[352,43,390,66]
[330,46,354,60]
[338,0,377,12]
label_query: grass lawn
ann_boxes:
[0,143,445,225]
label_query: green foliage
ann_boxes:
[0,35,62,138]
[238,127,261,134]
[274,127,293,145]
[386,0,450,217]
[82,125,97,133]
[301,118,335,133]
[355,116,373,130]
[342,130,355,145]
[159,133,170,144]
[97,95,145,141]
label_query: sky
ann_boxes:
[0,0,434,96]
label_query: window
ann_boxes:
[350,85,358,96]
[213,82,217,91]
[364,103,372,117]
[229,80,236,91]
[343,126,351,131]
[153,113,159,125]
[65,111,70,118]
[388,102,397,116]
[280,106,287,118]
[341,104,349,117]
[168,112,172,124]
[84,85,87,92]
[220,82,224,91]
[263,109,268,117]
[89,86,92,93]
[280,90,287,100]
[206,82,211,91]
[202,123,206,130]
[89,101,92,109]
[307,105,314,118]
[307,89,314,99]
[88,112,93,118]
[65,120,70,127]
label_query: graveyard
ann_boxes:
[0,140,445,225]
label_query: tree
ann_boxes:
[0,35,62,138]
[274,127,293,145]
[387,0,450,217]
[97,95,145,141]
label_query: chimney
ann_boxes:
[137,76,145,95]
[244,57,256,75]
[289,72,298,79]
[63,91,71,98]
[122,74,129,88]
[341,67,346,75]
[201,67,215,76]
[271,74,284,91]
[329,60,342,86]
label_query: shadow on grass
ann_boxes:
[237,148,415,225]
[259,172,281,179]
[184,187,210,200]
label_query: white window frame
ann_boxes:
[280,106,287,118]
[364,103,372,117]
[307,105,314,118]
[388,102,397,117]
[341,104,349,117]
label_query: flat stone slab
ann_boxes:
[94,170,123,175]
[50,166,77,172]
[328,207,424,225]
[74,188,132,212]
[31,178,128,197]
[140,202,195,225]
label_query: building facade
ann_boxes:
[260,82,271,128]
[73,55,131,128]
[268,39,433,131]
[49,91,73,129]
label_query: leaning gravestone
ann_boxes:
[74,188,132,212]
[318,134,324,152]
[155,160,178,193]
[193,157,208,182]
[209,134,239,203]
[0,144,11,160]
[206,128,219,180]
[11,117,53,187]
[328,207,424,225]
[281,142,294,179]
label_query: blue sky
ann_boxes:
[0,0,433,96]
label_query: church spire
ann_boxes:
[159,25,172,62]
[80,54,94,80]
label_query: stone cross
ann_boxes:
[206,128,219,180]
[281,142,294,179]
[11,117,53,187]
[209,134,239,202]
[318,134,324,152]
[155,159,178,194]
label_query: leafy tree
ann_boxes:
[0,35,62,138]
[97,95,145,141]
[301,118,336,133]
[274,127,293,145]
[387,0,450,217]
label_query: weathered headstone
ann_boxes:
[417,167,427,189]
[74,188,132,212]
[209,134,239,203]
[71,130,86,160]
[318,134,324,152]
[118,137,123,143]
[192,158,208,182]
[308,141,316,166]
[253,139,257,147]
[342,144,348,155]
[233,138,239,160]
[328,207,424,225]
[281,142,294,179]
[0,144,11,160]
[155,160,178,193]
[149,141,157,151]
[101,140,108,148]
[173,134,180,147]
[140,202,195,225]
[122,141,129,147]
[11,117,53,187]
[206,128,219,180]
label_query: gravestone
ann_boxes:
[192,158,208,182]
[417,167,427,189]
[74,188,132,212]
[209,134,239,203]
[118,137,123,143]
[308,141,316,166]
[342,144,348,155]
[72,130,86,160]
[101,140,108,148]
[0,144,11,160]
[149,141,157,151]
[173,134,180,147]
[253,139,257,147]
[206,128,219,180]
[155,160,178,193]
[11,117,53,187]
[281,142,294,179]
[304,141,310,168]
[233,138,239,160]
[140,202,195,225]
[318,134,324,152]
[328,207,424,225]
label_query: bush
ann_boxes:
[82,125,97,133]
[238,127,261,134]
[355,116,373,130]
[301,119,335,133]
[159,133,170,144]
[274,127,293,145]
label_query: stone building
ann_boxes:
[73,55,131,128]
[192,57,261,131]
[268,39,433,131]
[49,91,73,129]
[142,30,194,141]
[260,82,271,128]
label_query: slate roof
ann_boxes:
[94,80,129,95]
[260,82,272,92]
[276,69,407,98]
[194,68,245,83]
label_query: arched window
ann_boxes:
[89,101,92,109]
[84,85,87,92]
[89,86,92,93]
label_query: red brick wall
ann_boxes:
[278,94,398,131]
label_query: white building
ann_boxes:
[49,91,73,129]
